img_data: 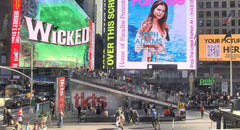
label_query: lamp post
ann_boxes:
[30,43,34,107]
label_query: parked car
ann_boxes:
[5,94,30,109]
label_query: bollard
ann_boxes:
[172,118,174,130]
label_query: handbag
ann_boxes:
[10,119,14,125]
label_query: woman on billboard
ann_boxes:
[134,0,172,62]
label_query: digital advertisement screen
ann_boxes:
[102,0,117,70]
[116,0,196,70]
[14,0,94,68]
[199,34,240,61]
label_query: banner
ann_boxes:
[102,0,117,70]
[199,34,240,61]
[10,0,22,67]
[57,77,65,113]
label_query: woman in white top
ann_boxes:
[134,0,172,62]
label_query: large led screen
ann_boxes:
[199,34,240,61]
[117,0,196,69]
[13,0,94,68]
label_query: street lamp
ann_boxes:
[30,43,34,108]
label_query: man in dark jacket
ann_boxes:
[7,109,13,126]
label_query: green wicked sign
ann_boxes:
[199,77,215,85]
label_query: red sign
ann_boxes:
[10,0,21,67]
[73,92,107,109]
[58,77,65,113]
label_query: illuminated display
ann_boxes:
[199,34,240,61]
[116,0,196,69]
[18,0,93,68]
[10,0,21,67]
[102,0,117,70]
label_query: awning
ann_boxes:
[6,84,23,89]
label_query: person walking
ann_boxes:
[200,105,205,119]
[25,121,31,130]
[57,110,64,128]
[77,105,82,123]
[3,107,7,125]
[128,108,135,124]
[33,121,39,130]
[6,109,13,126]
[17,107,24,125]
[133,110,140,125]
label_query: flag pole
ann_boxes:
[230,24,233,97]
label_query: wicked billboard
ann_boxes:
[10,0,94,69]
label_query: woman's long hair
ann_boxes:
[139,0,168,34]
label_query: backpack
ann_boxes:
[152,111,157,120]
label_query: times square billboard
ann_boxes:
[116,0,196,70]
[199,34,240,61]
[10,0,95,69]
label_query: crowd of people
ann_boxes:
[73,68,237,110]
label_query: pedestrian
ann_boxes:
[133,110,140,125]
[119,112,125,130]
[200,105,205,118]
[33,121,39,130]
[17,107,24,125]
[14,121,21,130]
[25,121,31,130]
[6,109,13,126]
[3,107,7,125]
[57,110,64,128]
[50,101,55,117]
[77,105,82,123]
[39,121,47,130]
[128,108,135,124]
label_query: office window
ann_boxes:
[206,29,211,34]
[214,2,219,8]
[231,10,235,17]
[214,20,219,26]
[199,20,204,27]
[232,29,235,34]
[239,29,240,33]
[199,11,204,18]
[214,29,219,34]
[239,1,240,7]
[206,11,211,17]
[232,20,235,26]
[222,11,227,17]
[230,1,235,7]
[199,29,204,34]
[238,20,240,26]
[222,29,227,34]
[206,2,211,8]
[222,2,226,8]
[1,56,6,64]
[199,2,204,8]
[206,20,211,26]
[214,11,219,17]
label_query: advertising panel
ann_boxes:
[72,89,122,111]
[10,0,22,67]
[57,77,65,113]
[17,0,94,68]
[102,0,117,70]
[199,34,240,61]
[117,0,196,69]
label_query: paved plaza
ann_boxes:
[45,110,217,130]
